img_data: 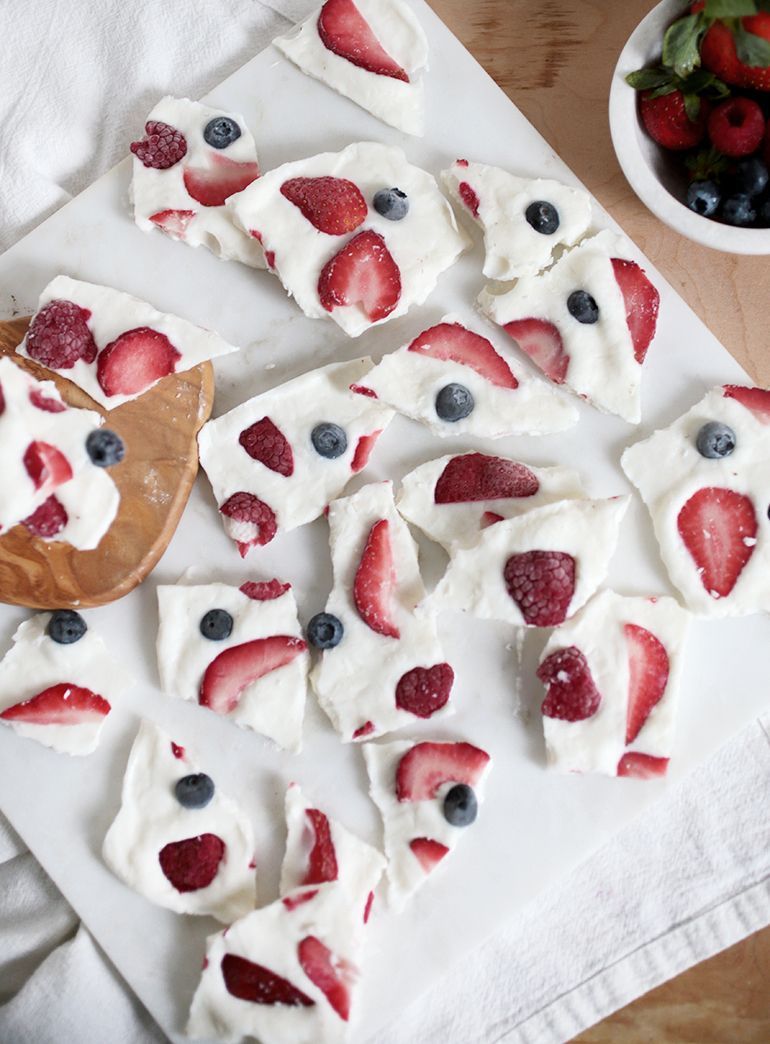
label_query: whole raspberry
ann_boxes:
[395,663,454,718]
[130,120,187,170]
[537,645,601,722]
[708,98,765,158]
[26,300,97,369]
[238,416,294,476]
[504,550,576,627]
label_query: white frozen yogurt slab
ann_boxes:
[0,4,769,1043]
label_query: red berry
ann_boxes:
[504,550,576,627]
[238,416,294,477]
[639,90,709,151]
[708,97,765,158]
[26,300,97,370]
[538,646,602,722]
[130,120,187,170]
[700,15,770,92]
[318,0,409,82]
[21,495,68,538]
[280,176,367,235]
[158,834,225,892]
[764,119,770,168]
[395,663,454,718]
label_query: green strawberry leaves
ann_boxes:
[625,66,729,122]
[663,14,707,77]
[704,1,757,16]
[684,146,730,181]
[733,22,770,65]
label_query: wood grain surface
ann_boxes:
[427,0,770,1039]
[0,320,214,609]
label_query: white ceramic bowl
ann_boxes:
[610,0,770,254]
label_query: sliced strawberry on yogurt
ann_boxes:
[21,495,68,538]
[302,809,339,885]
[183,155,260,207]
[434,453,539,503]
[504,550,576,626]
[149,209,196,237]
[610,258,660,364]
[96,327,181,398]
[318,230,401,324]
[0,683,110,724]
[395,741,490,801]
[298,935,355,1021]
[617,752,669,779]
[677,487,757,598]
[280,177,367,235]
[624,624,669,743]
[408,321,518,390]
[395,663,454,718]
[23,441,73,492]
[29,389,66,413]
[219,492,278,555]
[238,417,294,477]
[723,385,770,424]
[353,518,399,638]
[239,579,291,601]
[199,636,307,715]
[409,837,449,873]
[503,318,569,383]
[538,645,602,721]
[481,511,504,528]
[317,0,409,82]
[221,953,314,1007]
[159,834,226,892]
[351,430,382,473]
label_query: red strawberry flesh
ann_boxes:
[298,936,355,1021]
[26,300,97,370]
[458,181,480,217]
[617,752,669,779]
[318,230,401,323]
[222,953,315,1007]
[22,496,68,538]
[353,518,399,638]
[199,636,307,715]
[611,258,659,365]
[434,453,539,504]
[409,837,449,873]
[624,624,669,744]
[503,318,568,383]
[0,683,110,724]
[23,441,73,492]
[538,645,602,721]
[97,327,181,398]
[351,430,382,473]
[723,385,770,424]
[280,177,367,235]
[131,120,187,169]
[302,809,339,885]
[238,416,294,476]
[29,389,66,413]
[408,322,518,389]
[318,0,409,82]
[239,579,291,601]
[149,209,196,237]
[158,834,225,892]
[183,155,259,207]
[396,741,490,802]
[395,663,454,718]
[504,550,576,627]
[677,487,757,599]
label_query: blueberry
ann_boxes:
[199,609,233,641]
[758,198,770,228]
[435,383,474,422]
[730,158,769,199]
[373,187,409,221]
[203,117,241,149]
[311,422,347,459]
[686,180,720,218]
[525,200,560,235]
[47,609,87,645]
[567,290,599,324]
[86,429,125,468]
[175,773,215,809]
[721,194,756,227]
[696,421,736,459]
[307,612,344,650]
[443,783,477,827]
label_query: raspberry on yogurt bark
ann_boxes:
[227,142,468,337]
[156,579,309,752]
[622,384,770,616]
[357,313,578,437]
[397,452,586,551]
[0,357,120,547]
[311,482,454,742]
[18,276,238,409]
[273,0,429,136]
[130,96,264,267]
[442,159,593,280]
[428,497,630,627]
[103,720,257,922]
[197,358,394,556]
[479,230,660,423]
[537,590,690,778]
[0,610,132,756]
[364,738,492,910]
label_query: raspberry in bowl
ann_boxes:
[610,0,770,253]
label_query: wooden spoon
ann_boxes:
[0,318,214,609]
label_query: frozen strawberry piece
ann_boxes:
[538,646,602,722]
[282,890,319,912]
[677,488,756,599]
[131,120,187,169]
[23,441,73,492]
[611,258,660,365]
[504,550,576,627]
[0,683,110,724]
[199,636,307,716]
[303,809,339,885]
[298,935,355,1021]
[434,453,539,504]
[624,624,669,744]
[280,176,367,235]
[353,721,375,739]
[408,321,518,390]
[239,579,291,601]
[183,155,260,207]
[220,492,278,553]
[222,953,315,1007]
[318,0,409,81]
[409,837,449,873]
[350,382,378,398]
[396,741,490,801]
[238,416,294,477]
[482,511,504,527]
[149,209,196,237]
[503,318,568,384]
[22,495,68,538]
[723,385,770,424]
[96,327,181,398]
[395,663,454,718]
[458,181,480,217]
[318,229,402,323]
[159,834,226,892]
[171,742,185,759]
[617,752,669,779]
[29,388,66,413]
[353,518,400,638]
[25,299,97,370]
[351,430,382,473]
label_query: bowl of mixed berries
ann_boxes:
[610,0,770,252]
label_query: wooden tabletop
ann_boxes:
[428,0,770,1039]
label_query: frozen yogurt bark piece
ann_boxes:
[130,96,264,267]
[357,314,578,437]
[198,358,394,556]
[442,159,592,280]
[537,590,690,778]
[0,610,131,755]
[479,230,660,423]
[311,481,454,742]
[274,0,429,136]
[364,738,492,910]
[429,496,629,627]
[0,357,120,547]
[103,719,257,922]
[157,579,309,752]
[397,451,586,551]
[622,384,770,616]
[227,142,468,337]
[18,275,238,409]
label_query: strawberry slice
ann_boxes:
[504,550,576,627]
[409,838,449,873]
[159,834,225,892]
[677,487,757,598]
[220,492,278,555]
[352,721,375,739]
[481,511,504,528]
[199,636,307,715]
[617,753,669,779]
[29,389,66,413]
[23,441,73,492]
[458,181,480,218]
[298,936,356,1021]
[183,155,260,207]
[434,453,539,503]
[149,209,196,237]
[363,891,375,923]
[408,322,518,390]
[22,495,68,538]
[349,383,378,398]
[396,741,490,801]
[282,889,319,912]
[318,230,401,323]
[222,953,314,1006]
[611,258,660,364]
[624,624,669,744]
[0,683,110,724]
[503,318,569,383]
[280,177,367,235]
[96,327,181,398]
[238,417,294,477]
[353,518,399,638]
[239,579,291,601]
[317,0,409,81]
[538,646,602,721]
[723,385,770,425]
[351,430,382,473]
[395,663,454,718]
[302,809,339,885]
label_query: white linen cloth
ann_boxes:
[0,1,768,1041]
